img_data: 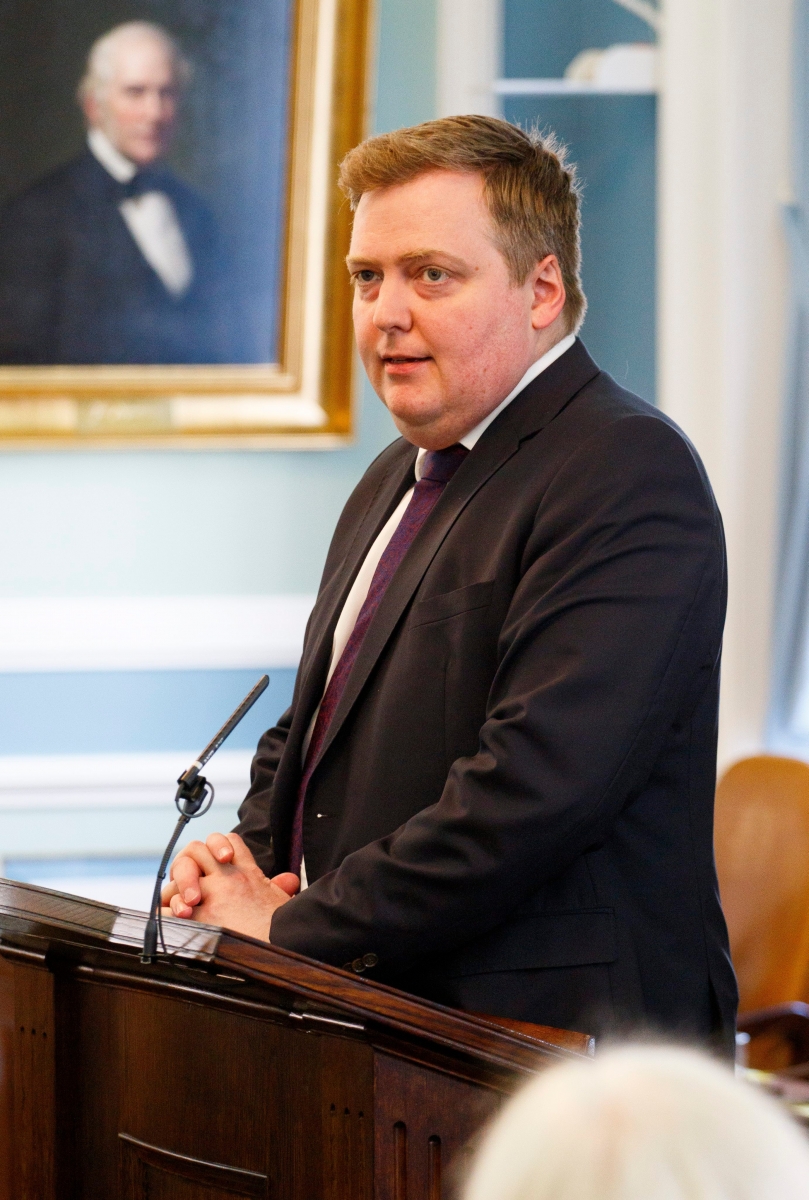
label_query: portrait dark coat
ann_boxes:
[0,149,244,364]
[236,340,738,1052]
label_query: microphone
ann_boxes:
[141,674,270,962]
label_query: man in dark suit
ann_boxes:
[0,21,240,365]
[164,116,738,1050]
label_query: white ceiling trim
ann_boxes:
[0,749,254,810]
[0,594,315,673]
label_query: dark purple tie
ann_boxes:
[289,443,469,874]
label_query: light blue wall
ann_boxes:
[374,0,437,134]
[0,669,295,755]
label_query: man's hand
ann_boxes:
[162,831,299,915]
[161,832,298,941]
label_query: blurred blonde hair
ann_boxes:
[78,21,191,105]
[338,115,586,334]
[463,1044,809,1200]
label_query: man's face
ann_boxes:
[84,36,179,166]
[348,169,566,449]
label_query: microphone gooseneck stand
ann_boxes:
[141,674,270,963]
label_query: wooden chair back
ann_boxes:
[715,755,809,1013]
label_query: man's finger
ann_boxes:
[206,831,235,864]
[226,832,259,870]
[170,853,204,904]
[161,878,180,906]
[271,872,300,897]
[170,840,220,904]
[169,892,194,919]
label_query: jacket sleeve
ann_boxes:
[233,707,293,875]
[269,413,727,969]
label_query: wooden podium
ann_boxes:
[0,879,590,1199]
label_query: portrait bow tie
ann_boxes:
[111,170,166,202]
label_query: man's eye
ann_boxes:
[354,270,378,285]
[423,267,447,283]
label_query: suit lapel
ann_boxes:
[290,442,418,736]
[312,340,602,767]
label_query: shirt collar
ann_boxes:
[87,128,137,184]
[414,332,577,480]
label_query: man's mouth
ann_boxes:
[381,355,430,366]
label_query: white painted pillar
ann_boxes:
[657,0,794,770]
[436,0,501,117]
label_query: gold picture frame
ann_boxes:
[0,0,372,449]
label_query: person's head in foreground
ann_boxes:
[463,1044,809,1200]
[78,22,190,166]
[340,114,585,450]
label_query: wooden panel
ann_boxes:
[119,1133,269,1198]
[0,955,14,1200]
[265,1014,374,1200]
[13,961,56,1200]
[320,1036,375,1200]
[119,986,279,1176]
[55,975,125,1200]
[55,969,376,1200]
[374,1053,502,1200]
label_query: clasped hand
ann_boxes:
[160,831,299,942]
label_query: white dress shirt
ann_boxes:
[87,128,194,298]
[297,333,576,888]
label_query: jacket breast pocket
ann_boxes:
[442,909,617,977]
[411,580,495,627]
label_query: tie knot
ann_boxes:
[419,443,469,484]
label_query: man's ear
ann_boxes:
[529,254,567,331]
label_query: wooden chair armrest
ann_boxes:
[738,1002,809,1072]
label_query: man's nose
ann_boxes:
[372,278,412,333]
[143,89,169,122]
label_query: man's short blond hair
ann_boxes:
[339,114,586,333]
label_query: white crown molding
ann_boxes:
[0,594,314,673]
[0,749,254,811]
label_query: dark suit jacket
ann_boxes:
[0,150,244,364]
[236,341,738,1050]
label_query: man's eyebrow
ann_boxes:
[345,249,468,270]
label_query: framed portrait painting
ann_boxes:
[0,0,372,447]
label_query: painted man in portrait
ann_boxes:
[0,21,244,365]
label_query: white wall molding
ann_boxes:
[0,749,254,811]
[436,0,501,117]
[657,0,794,770]
[0,594,314,673]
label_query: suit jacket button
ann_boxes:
[362,953,378,968]
[351,958,365,974]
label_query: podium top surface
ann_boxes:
[0,877,591,1082]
